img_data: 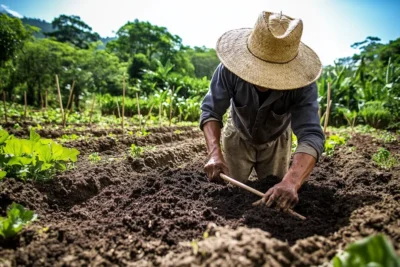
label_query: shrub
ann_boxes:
[360,101,391,129]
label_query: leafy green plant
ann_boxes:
[338,108,357,133]
[0,203,37,240]
[0,128,80,181]
[376,131,397,143]
[136,129,150,137]
[360,101,392,129]
[60,134,79,141]
[324,135,346,156]
[332,234,400,267]
[88,152,101,163]
[130,144,144,157]
[372,147,398,170]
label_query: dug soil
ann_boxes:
[0,127,399,267]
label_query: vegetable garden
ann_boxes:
[0,113,399,266]
[1,10,400,267]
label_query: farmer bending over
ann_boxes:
[200,11,325,211]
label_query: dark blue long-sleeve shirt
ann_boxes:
[200,64,325,160]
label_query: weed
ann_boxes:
[88,152,101,163]
[372,148,398,170]
[130,144,144,157]
[324,135,346,156]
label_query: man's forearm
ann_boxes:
[203,120,222,157]
[283,152,316,190]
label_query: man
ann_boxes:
[200,11,325,211]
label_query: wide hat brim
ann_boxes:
[216,28,322,90]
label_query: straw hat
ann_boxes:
[216,11,322,90]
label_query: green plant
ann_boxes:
[372,147,398,170]
[0,128,80,181]
[332,234,400,267]
[376,131,397,143]
[324,134,346,156]
[360,101,391,129]
[338,108,357,132]
[88,152,101,163]
[60,134,79,141]
[130,144,144,158]
[0,203,37,240]
[136,129,150,137]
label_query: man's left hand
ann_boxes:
[253,179,299,211]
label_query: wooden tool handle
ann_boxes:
[219,173,306,220]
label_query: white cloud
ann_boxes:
[0,4,23,18]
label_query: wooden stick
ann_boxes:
[24,91,27,121]
[45,89,48,109]
[169,86,174,127]
[219,173,306,220]
[55,75,65,127]
[40,91,44,109]
[66,80,75,111]
[323,82,331,134]
[122,75,126,131]
[89,95,96,125]
[69,94,75,112]
[144,103,155,128]
[159,102,162,127]
[116,98,121,118]
[2,90,7,123]
[136,91,142,131]
[63,80,75,126]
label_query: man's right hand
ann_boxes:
[204,151,230,182]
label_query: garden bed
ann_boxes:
[0,126,399,266]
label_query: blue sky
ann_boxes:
[1,0,399,65]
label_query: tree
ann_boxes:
[15,39,76,106]
[108,19,182,61]
[45,15,100,49]
[0,14,33,66]
[188,46,220,79]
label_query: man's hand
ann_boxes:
[253,152,316,210]
[204,152,230,182]
[202,120,230,182]
[253,179,298,210]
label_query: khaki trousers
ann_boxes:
[222,118,291,182]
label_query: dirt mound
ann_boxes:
[160,224,307,267]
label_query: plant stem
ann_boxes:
[169,86,174,127]
[24,91,27,121]
[55,75,65,128]
[89,95,96,126]
[136,92,141,131]
[323,82,331,134]
[122,75,126,132]
[2,90,7,123]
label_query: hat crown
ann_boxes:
[248,12,303,63]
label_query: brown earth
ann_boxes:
[0,128,399,267]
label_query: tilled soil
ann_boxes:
[0,128,399,267]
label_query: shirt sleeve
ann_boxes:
[290,82,325,160]
[199,64,233,130]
